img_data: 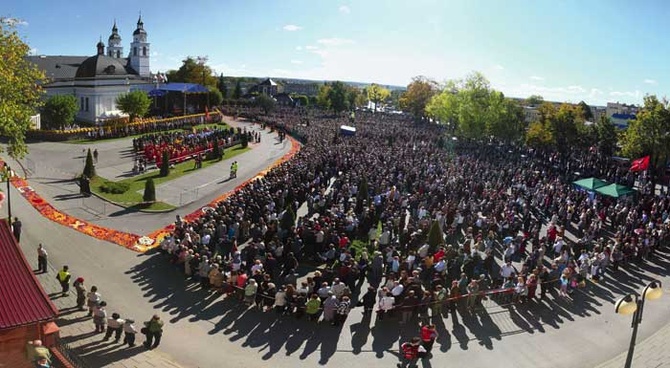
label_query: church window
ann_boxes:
[117,51,120,58]
[134,47,137,56]
[143,47,147,56]
[85,98,89,112]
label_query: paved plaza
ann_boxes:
[4,119,670,368]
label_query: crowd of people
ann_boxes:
[158,105,670,362]
[133,126,252,165]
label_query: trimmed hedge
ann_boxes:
[99,181,130,194]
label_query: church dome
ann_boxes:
[133,27,147,36]
[75,55,132,78]
[96,40,105,48]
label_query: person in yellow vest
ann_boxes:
[56,265,71,297]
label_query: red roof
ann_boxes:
[0,220,58,329]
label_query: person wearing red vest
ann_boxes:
[420,324,438,353]
[398,337,425,368]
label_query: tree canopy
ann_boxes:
[232,80,243,99]
[255,94,276,114]
[399,76,438,119]
[317,81,351,114]
[525,95,544,107]
[366,83,390,112]
[1,18,47,158]
[166,57,217,89]
[42,94,78,130]
[620,95,670,169]
[425,72,525,141]
[115,90,151,123]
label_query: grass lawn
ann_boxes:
[66,123,230,144]
[90,144,251,211]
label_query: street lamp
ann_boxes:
[615,280,663,368]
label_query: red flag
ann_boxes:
[630,155,650,172]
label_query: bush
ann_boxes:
[99,181,130,194]
[143,178,156,202]
[83,148,95,178]
[240,133,249,148]
[160,151,170,177]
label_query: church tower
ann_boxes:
[107,20,123,58]
[129,14,150,77]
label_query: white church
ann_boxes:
[27,16,153,124]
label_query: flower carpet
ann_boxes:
[2,135,301,253]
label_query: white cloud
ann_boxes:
[644,79,658,85]
[493,64,504,70]
[295,46,302,51]
[610,90,641,98]
[271,68,291,76]
[317,37,355,46]
[290,59,303,65]
[339,5,351,14]
[282,24,302,31]
[29,47,38,55]
[1,17,28,26]
[305,45,319,50]
[529,75,544,81]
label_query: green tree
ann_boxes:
[232,80,243,99]
[367,83,391,112]
[620,95,670,170]
[1,17,47,158]
[255,94,276,114]
[595,115,618,156]
[166,57,217,88]
[280,205,296,231]
[525,121,554,149]
[399,76,438,119]
[427,220,444,253]
[83,148,95,178]
[42,94,78,130]
[316,84,332,110]
[426,72,524,140]
[525,95,544,107]
[115,90,150,123]
[485,91,525,142]
[160,151,170,177]
[240,132,249,148]
[346,85,362,109]
[356,177,369,213]
[143,178,156,202]
[551,103,580,152]
[208,87,223,107]
[294,94,309,107]
[217,74,228,98]
[577,100,594,121]
[327,81,350,114]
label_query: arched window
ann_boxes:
[134,47,137,56]
[143,47,147,56]
[117,50,121,58]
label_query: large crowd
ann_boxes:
[159,106,670,346]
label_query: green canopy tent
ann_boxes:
[573,177,609,191]
[595,183,636,198]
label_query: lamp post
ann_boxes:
[3,163,11,226]
[614,280,663,368]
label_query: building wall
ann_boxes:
[0,325,39,368]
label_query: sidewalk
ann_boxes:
[596,322,670,368]
[21,242,184,368]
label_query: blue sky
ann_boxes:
[4,0,670,105]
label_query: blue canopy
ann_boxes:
[141,82,209,97]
